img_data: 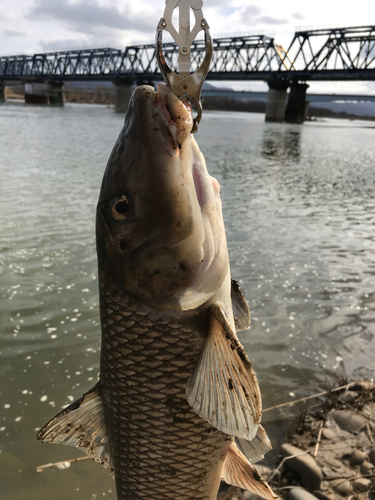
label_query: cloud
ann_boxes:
[257,15,288,25]
[292,12,305,20]
[28,0,155,35]
[39,37,98,52]
[228,5,287,28]
[239,4,263,20]
[1,29,26,37]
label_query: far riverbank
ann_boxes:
[5,86,375,122]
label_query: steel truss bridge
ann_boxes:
[1,25,374,83]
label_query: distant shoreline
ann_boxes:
[5,87,375,122]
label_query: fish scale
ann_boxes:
[99,283,232,500]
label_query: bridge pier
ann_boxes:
[0,82,5,103]
[48,81,65,106]
[115,81,133,114]
[24,82,49,104]
[285,82,309,124]
[265,78,289,122]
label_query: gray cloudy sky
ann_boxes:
[0,0,374,93]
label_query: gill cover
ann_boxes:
[96,84,229,310]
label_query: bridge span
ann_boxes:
[1,25,374,123]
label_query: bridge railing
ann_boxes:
[0,35,284,80]
[1,27,374,81]
[277,25,375,75]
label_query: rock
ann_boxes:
[288,488,321,500]
[369,447,375,465]
[331,479,352,496]
[349,381,374,392]
[217,485,241,500]
[313,491,337,500]
[354,477,372,492]
[322,467,333,477]
[339,391,358,404]
[318,450,343,470]
[321,428,335,440]
[242,491,260,500]
[349,449,367,466]
[360,460,374,475]
[281,444,323,490]
[332,410,367,434]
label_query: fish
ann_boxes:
[37,83,277,500]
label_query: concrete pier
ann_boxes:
[24,82,49,104]
[285,82,309,124]
[265,79,289,122]
[0,82,5,103]
[115,81,132,113]
[48,81,65,106]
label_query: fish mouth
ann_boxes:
[149,83,194,153]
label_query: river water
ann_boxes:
[0,100,374,499]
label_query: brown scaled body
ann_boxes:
[99,282,231,500]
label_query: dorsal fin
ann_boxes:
[223,442,277,500]
[231,279,251,331]
[37,384,113,470]
[186,303,262,441]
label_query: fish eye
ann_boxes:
[111,196,130,220]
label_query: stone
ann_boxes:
[339,391,358,404]
[354,477,372,492]
[349,381,374,392]
[288,488,321,500]
[313,491,337,500]
[321,428,335,440]
[322,467,333,477]
[281,444,323,490]
[360,460,374,475]
[318,450,343,471]
[369,447,375,465]
[349,449,367,466]
[331,479,352,496]
[332,410,367,434]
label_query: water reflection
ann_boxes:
[262,126,301,161]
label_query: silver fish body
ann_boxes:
[38,84,276,500]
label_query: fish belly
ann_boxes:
[99,284,231,500]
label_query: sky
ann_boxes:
[0,0,374,93]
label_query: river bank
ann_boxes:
[219,380,375,500]
[4,86,375,121]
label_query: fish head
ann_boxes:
[96,84,229,310]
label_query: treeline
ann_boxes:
[203,96,375,121]
[65,88,115,105]
[203,97,266,113]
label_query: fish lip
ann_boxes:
[153,84,193,147]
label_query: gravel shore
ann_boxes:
[219,381,375,500]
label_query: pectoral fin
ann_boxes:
[186,304,262,441]
[37,384,113,470]
[223,443,277,500]
[231,279,251,331]
[236,425,272,464]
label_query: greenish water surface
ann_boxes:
[0,101,374,499]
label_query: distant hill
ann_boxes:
[310,101,375,118]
